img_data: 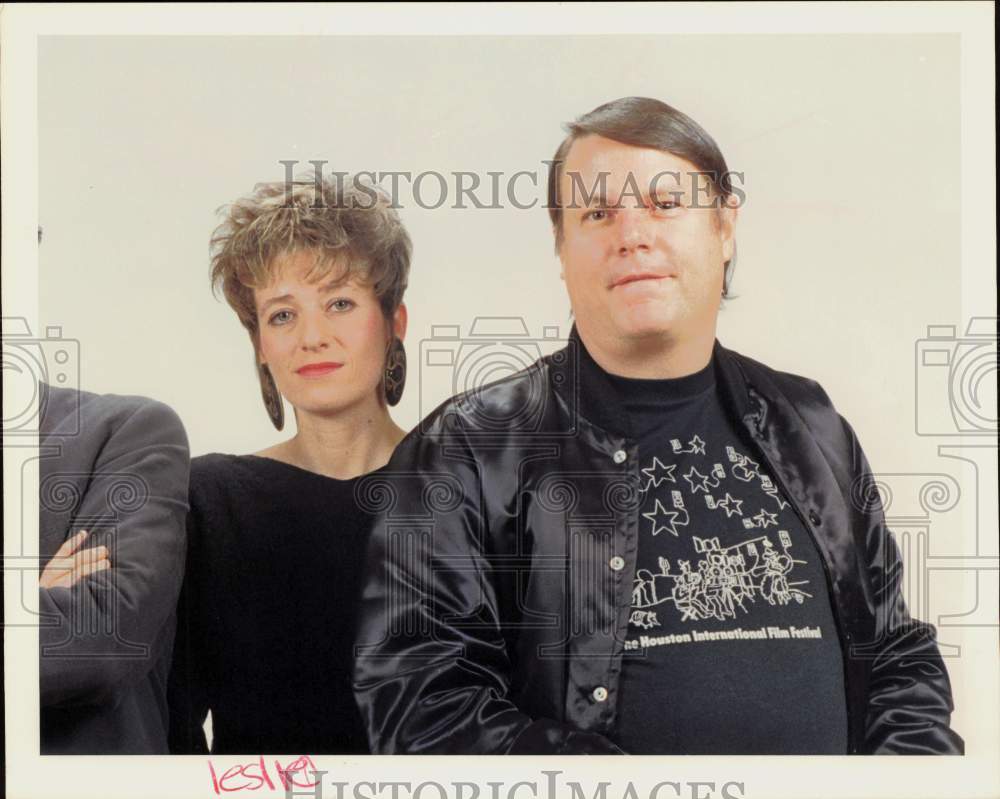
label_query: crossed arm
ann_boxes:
[39,530,110,589]
[38,398,190,709]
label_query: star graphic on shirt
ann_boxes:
[684,466,716,494]
[715,493,744,518]
[732,455,759,481]
[687,435,706,455]
[762,484,789,510]
[642,499,686,537]
[752,508,779,528]
[641,457,677,487]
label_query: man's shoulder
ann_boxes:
[44,383,183,427]
[408,352,557,441]
[41,383,188,453]
[719,345,834,410]
[718,344,858,474]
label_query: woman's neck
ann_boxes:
[255,401,406,480]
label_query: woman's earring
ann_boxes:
[384,337,406,407]
[258,362,285,430]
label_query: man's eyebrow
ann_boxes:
[576,191,620,209]
[651,185,689,199]
[651,180,686,191]
[649,175,686,191]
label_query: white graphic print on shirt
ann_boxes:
[641,457,677,487]
[617,389,850,754]
[642,490,690,537]
[630,530,813,626]
[629,439,815,631]
[671,435,706,455]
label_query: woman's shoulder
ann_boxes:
[188,453,278,501]
[191,451,256,480]
[189,452,368,500]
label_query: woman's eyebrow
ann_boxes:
[258,293,295,313]
[319,277,352,293]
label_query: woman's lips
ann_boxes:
[296,362,343,377]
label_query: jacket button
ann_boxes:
[609,556,625,572]
[592,686,608,702]
[809,510,821,526]
[612,450,627,464]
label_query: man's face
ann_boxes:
[557,135,736,357]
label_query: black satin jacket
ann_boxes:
[352,336,963,755]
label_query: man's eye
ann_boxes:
[268,310,293,325]
[584,209,608,222]
[329,299,356,312]
[653,199,680,211]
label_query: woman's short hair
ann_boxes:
[210,173,411,341]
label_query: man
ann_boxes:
[38,382,189,753]
[352,97,963,754]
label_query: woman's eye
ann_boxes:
[329,298,356,312]
[268,310,293,325]
[584,209,608,222]
[654,199,680,211]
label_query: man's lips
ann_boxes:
[295,362,343,377]
[611,272,673,289]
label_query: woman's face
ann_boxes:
[253,249,406,420]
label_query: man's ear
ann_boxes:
[393,303,408,341]
[555,229,567,280]
[718,199,739,263]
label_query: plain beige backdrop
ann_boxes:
[37,33,964,468]
[4,5,997,799]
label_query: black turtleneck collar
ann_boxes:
[551,326,723,440]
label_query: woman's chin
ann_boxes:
[288,392,380,420]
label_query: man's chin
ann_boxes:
[611,311,680,342]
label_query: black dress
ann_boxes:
[167,454,376,754]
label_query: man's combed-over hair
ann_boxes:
[210,174,412,340]
[546,96,738,296]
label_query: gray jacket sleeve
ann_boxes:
[39,394,190,709]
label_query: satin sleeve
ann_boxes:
[842,416,964,755]
[351,423,622,755]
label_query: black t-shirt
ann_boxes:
[168,454,374,755]
[582,348,849,754]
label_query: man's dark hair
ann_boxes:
[547,96,738,297]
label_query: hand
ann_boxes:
[39,530,111,589]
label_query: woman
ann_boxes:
[168,174,411,754]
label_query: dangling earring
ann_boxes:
[258,361,284,430]
[383,337,406,407]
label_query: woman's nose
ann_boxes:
[297,314,330,351]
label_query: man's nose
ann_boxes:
[616,208,652,255]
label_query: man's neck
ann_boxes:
[576,327,715,380]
